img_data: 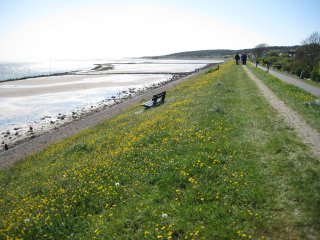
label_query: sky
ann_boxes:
[0,0,319,61]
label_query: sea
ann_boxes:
[0,59,219,82]
[0,58,222,146]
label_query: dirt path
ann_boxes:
[243,66,320,158]
[0,68,210,169]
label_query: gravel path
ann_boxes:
[0,68,209,169]
[256,65,320,97]
[244,66,320,158]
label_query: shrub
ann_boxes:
[310,67,320,82]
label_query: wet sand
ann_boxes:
[0,73,170,97]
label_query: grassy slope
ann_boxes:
[0,62,319,239]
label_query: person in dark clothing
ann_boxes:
[241,53,247,65]
[235,53,240,65]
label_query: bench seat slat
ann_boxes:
[142,100,154,107]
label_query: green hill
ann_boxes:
[0,62,319,239]
[148,49,238,59]
[147,46,298,59]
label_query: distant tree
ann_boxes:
[292,32,320,79]
[268,50,279,57]
[310,60,320,82]
[253,43,268,58]
[300,32,320,71]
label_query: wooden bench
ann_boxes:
[142,91,166,109]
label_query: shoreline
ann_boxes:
[0,61,218,83]
[0,63,218,165]
[0,74,175,151]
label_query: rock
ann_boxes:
[29,126,33,131]
[4,144,9,151]
[50,121,55,124]
[14,127,22,130]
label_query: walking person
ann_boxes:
[242,53,247,65]
[235,53,240,65]
[240,53,247,65]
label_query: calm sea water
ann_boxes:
[0,59,220,82]
[0,60,103,81]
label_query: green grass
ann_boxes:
[0,61,319,239]
[247,64,320,133]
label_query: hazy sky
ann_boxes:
[0,0,319,61]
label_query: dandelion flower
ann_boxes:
[161,213,168,218]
